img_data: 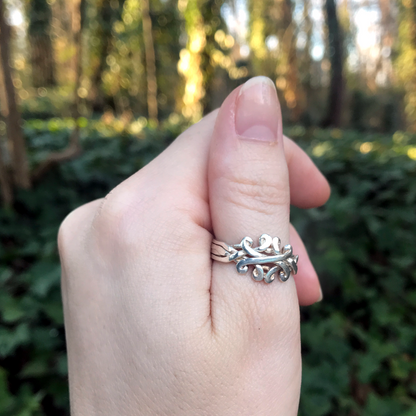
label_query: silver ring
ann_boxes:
[211,234,298,283]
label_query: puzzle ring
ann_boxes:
[211,234,299,283]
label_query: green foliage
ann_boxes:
[1,122,416,415]
[350,89,401,133]
[287,127,416,415]
[0,119,181,415]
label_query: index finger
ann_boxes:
[284,135,331,208]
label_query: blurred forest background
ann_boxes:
[1,0,416,415]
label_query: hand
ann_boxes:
[59,76,330,415]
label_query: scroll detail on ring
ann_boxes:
[211,234,298,283]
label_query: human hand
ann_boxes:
[59,77,330,415]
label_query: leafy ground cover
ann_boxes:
[0,120,415,415]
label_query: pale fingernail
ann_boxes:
[235,76,279,143]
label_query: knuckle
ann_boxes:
[94,189,203,261]
[58,203,93,265]
[94,187,124,226]
[94,183,198,248]
[92,186,143,248]
[223,172,289,215]
[57,218,72,263]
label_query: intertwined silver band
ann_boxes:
[211,234,298,283]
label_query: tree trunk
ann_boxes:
[248,0,267,74]
[177,0,205,121]
[322,0,344,127]
[0,145,13,206]
[375,0,396,84]
[71,0,83,119]
[281,0,300,122]
[397,0,416,130]
[0,60,13,206]
[32,0,83,180]
[28,0,56,87]
[141,0,158,123]
[0,0,31,189]
[0,57,8,118]
[88,0,118,113]
[300,0,313,117]
[200,0,223,115]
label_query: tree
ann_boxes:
[28,0,56,87]
[375,0,396,86]
[396,0,416,130]
[0,0,31,190]
[0,144,12,206]
[0,58,12,205]
[248,0,268,74]
[141,0,158,122]
[88,0,127,113]
[149,0,182,117]
[322,0,344,127]
[199,0,224,114]
[279,0,301,122]
[299,0,313,118]
[248,0,301,120]
[89,0,114,112]
[177,0,206,121]
[32,0,84,179]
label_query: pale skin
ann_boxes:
[59,77,331,415]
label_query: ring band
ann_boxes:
[211,234,298,283]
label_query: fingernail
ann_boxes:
[235,76,279,143]
[317,286,323,302]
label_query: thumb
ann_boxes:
[208,77,301,412]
